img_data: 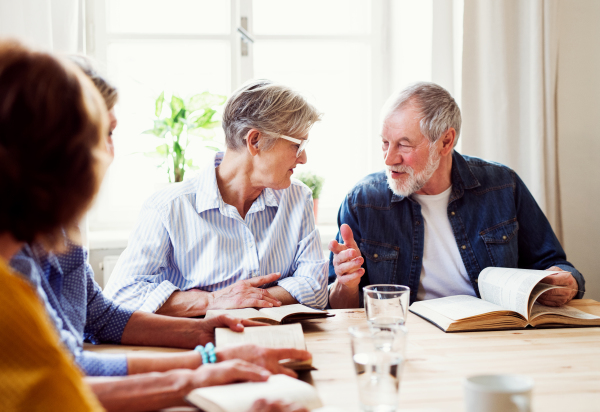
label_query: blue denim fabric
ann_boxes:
[328,151,584,306]
[10,243,134,376]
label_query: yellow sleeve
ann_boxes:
[0,259,104,412]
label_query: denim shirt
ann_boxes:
[10,243,134,376]
[328,151,585,305]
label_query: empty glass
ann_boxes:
[363,285,410,327]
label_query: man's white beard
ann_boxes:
[386,145,441,197]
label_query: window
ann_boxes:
[85,0,445,236]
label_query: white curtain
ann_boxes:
[0,0,81,53]
[461,0,562,240]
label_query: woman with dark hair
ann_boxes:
[0,41,308,412]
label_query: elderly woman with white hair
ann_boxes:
[105,79,328,316]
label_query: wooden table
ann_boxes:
[87,300,600,411]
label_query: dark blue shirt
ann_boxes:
[329,151,584,305]
[11,243,134,376]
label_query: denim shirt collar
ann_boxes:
[449,151,481,202]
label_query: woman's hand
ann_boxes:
[188,359,271,388]
[217,344,312,378]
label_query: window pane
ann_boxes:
[254,41,371,224]
[253,0,371,35]
[89,40,230,230]
[106,0,230,34]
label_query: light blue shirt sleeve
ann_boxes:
[103,204,181,313]
[277,191,328,309]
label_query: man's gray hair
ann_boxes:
[222,79,322,151]
[382,82,461,145]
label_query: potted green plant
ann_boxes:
[295,171,325,222]
[144,91,226,182]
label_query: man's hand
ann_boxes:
[329,224,365,290]
[538,266,579,307]
[247,399,308,412]
[197,314,270,345]
[189,359,271,388]
[208,273,283,310]
[217,344,312,378]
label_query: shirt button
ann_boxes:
[373,254,378,258]
[502,235,507,240]
[461,245,466,250]
[451,211,456,216]
[415,221,420,225]
[413,255,419,260]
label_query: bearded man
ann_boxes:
[328,82,584,309]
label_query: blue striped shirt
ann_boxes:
[104,152,328,312]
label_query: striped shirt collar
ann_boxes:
[195,151,280,215]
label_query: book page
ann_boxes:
[204,308,266,321]
[478,267,555,319]
[259,304,327,323]
[530,303,600,321]
[411,295,508,321]
[215,323,305,350]
[186,374,323,412]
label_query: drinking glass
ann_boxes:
[363,285,410,327]
[349,325,407,412]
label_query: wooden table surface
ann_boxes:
[87,300,600,411]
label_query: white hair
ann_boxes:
[222,79,322,151]
[381,82,461,146]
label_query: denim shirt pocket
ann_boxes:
[359,239,399,284]
[479,219,519,267]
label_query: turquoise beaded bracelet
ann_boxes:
[194,343,217,364]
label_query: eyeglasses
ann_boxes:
[278,134,310,158]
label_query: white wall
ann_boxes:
[557,0,600,300]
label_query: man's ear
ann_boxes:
[245,129,261,156]
[440,128,456,155]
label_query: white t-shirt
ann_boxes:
[412,186,476,301]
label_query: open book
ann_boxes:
[409,267,600,332]
[186,374,323,412]
[216,323,314,370]
[205,303,333,325]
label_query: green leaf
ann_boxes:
[187,92,226,112]
[205,146,221,152]
[156,144,169,156]
[170,95,185,119]
[155,91,165,117]
[143,119,169,137]
[189,109,216,128]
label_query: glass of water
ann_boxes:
[349,325,407,412]
[363,285,410,327]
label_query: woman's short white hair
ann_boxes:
[381,82,461,146]
[222,79,322,151]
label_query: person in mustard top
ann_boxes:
[0,41,308,412]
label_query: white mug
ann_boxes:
[464,374,533,412]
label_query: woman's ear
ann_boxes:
[245,129,261,156]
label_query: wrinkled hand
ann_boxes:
[197,314,270,345]
[328,224,365,290]
[247,399,308,412]
[218,344,312,378]
[538,266,578,307]
[208,273,282,310]
[189,359,271,388]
